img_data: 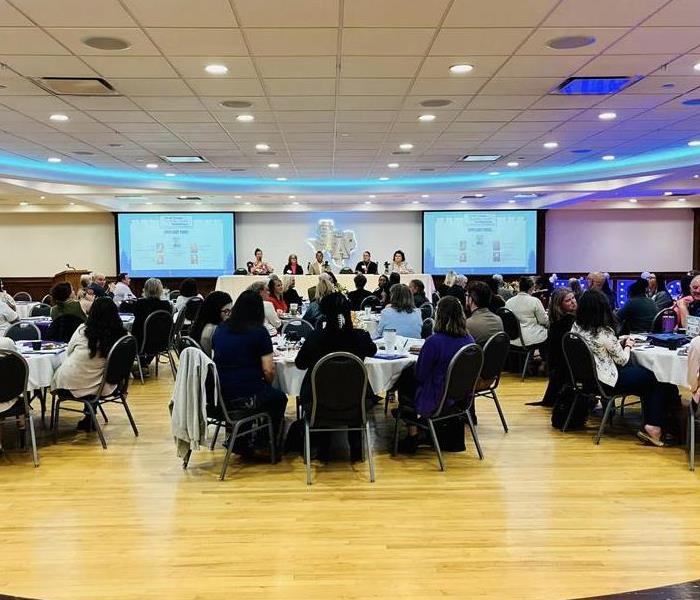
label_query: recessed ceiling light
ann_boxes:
[460,200,467,204]
[276,177,287,181]
[50,114,69,122]
[399,143,413,150]
[449,64,474,74]
[47,157,61,163]
[488,171,500,176]
[256,143,270,151]
[379,176,390,181]
[387,162,399,168]
[268,163,279,168]
[368,194,376,199]
[195,201,203,205]
[69,202,75,206]
[678,197,687,202]
[411,200,420,205]
[664,191,674,196]
[543,142,559,149]
[220,100,253,109]
[547,35,596,50]
[165,172,176,177]
[418,114,436,122]
[146,163,158,169]
[236,114,254,122]
[688,140,700,147]
[506,161,519,167]
[19,201,29,206]
[288,195,296,199]
[82,36,130,51]
[205,64,228,75]
[694,63,700,72]
[598,112,617,120]
[694,174,700,179]
[602,154,615,161]
[629,198,637,203]
[364,201,372,205]
[421,194,429,198]
[244,201,251,205]
[475,193,485,198]
[39,196,45,199]
[508,200,516,204]
[145,202,153,205]
[292,201,300,205]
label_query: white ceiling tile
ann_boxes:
[344,0,450,26]
[234,0,339,26]
[131,97,206,111]
[88,110,156,123]
[264,79,336,95]
[0,55,97,77]
[418,56,508,78]
[110,79,194,96]
[514,109,582,121]
[480,77,561,95]
[46,27,160,56]
[336,111,395,122]
[66,96,142,110]
[268,96,335,110]
[595,94,670,110]
[498,55,592,77]
[0,95,74,112]
[530,95,601,109]
[147,28,247,56]
[410,78,489,95]
[469,95,540,110]
[246,29,337,55]
[340,56,422,78]
[516,27,628,55]
[0,78,50,95]
[0,27,70,55]
[186,78,265,96]
[255,56,336,78]
[441,121,503,133]
[445,0,559,26]
[576,53,676,77]
[648,53,700,77]
[431,28,532,55]
[342,28,435,56]
[339,78,412,95]
[544,0,666,26]
[17,0,136,26]
[608,27,700,54]
[644,0,700,26]
[336,96,404,110]
[123,0,238,27]
[275,111,335,123]
[0,1,32,25]
[81,56,179,78]
[457,109,521,121]
[625,76,699,95]
[149,111,216,123]
[168,56,257,78]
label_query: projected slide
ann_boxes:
[117,213,235,278]
[423,211,537,275]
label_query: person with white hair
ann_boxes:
[492,274,513,300]
[678,274,700,328]
[88,272,115,298]
[247,280,281,336]
[443,274,468,309]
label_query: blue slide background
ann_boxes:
[423,210,537,275]
[117,212,235,278]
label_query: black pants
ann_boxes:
[224,384,288,443]
[542,367,567,407]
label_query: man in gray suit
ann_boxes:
[466,281,504,345]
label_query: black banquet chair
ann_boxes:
[420,303,434,320]
[51,335,139,449]
[281,319,314,341]
[0,349,39,466]
[45,314,84,343]
[360,295,382,311]
[304,352,375,485]
[421,318,434,339]
[13,291,32,302]
[137,309,175,384]
[473,332,511,433]
[497,306,538,381]
[561,332,641,440]
[5,322,41,342]
[30,303,51,317]
[392,344,484,471]
[651,308,677,333]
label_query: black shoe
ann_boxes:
[76,416,94,432]
[397,435,419,455]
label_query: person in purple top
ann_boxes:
[396,295,475,454]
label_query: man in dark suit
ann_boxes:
[88,272,114,298]
[347,274,373,311]
[354,250,378,275]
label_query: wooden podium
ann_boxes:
[53,269,90,291]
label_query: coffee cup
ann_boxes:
[31,341,41,351]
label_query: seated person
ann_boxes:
[355,250,378,275]
[113,272,136,306]
[189,291,232,357]
[282,275,303,310]
[267,275,288,314]
[493,273,513,300]
[465,281,504,345]
[486,277,506,312]
[616,278,657,334]
[389,249,414,274]
[572,290,679,446]
[644,272,672,310]
[678,274,700,328]
[51,297,126,431]
[587,271,616,311]
[396,296,476,453]
[308,250,326,276]
[437,271,456,297]
[50,282,87,322]
[295,292,377,460]
[409,279,428,308]
[0,296,19,336]
[376,283,422,339]
[0,280,16,310]
[132,278,172,371]
[283,254,303,275]
[443,274,468,309]
[348,274,372,311]
[531,275,553,309]
[504,276,549,349]
[301,277,334,328]
[688,336,700,408]
[88,272,114,298]
[537,287,577,407]
[250,248,274,275]
[248,280,281,336]
[212,290,287,450]
[174,278,203,314]
[372,274,390,306]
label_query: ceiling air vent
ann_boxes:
[461,194,485,199]
[552,76,641,95]
[32,77,119,96]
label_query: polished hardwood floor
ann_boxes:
[1,371,700,600]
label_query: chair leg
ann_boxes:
[427,419,445,471]
[210,423,222,451]
[465,412,484,460]
[154,354,159,377]
[86,403,107,449]
[97,402,109,424]
[364,422,375,483]
[52,399,61,443]
[220,422,240,481]
[689,406,696,472]
[384,393,390,416]
[39,389,47,429]
[595,398,617,445]
[562,394,579,432]
[121,397,139,436]
[391,411,401,456]
[27,413,39,467]
[267,417,276,464]
[521,350,531,381]
[49,392,56,432]
[182,449,192,469]
[137,358,144,384]
[491,390,508,433]
[304,420,312,485]
[168,350,177,379]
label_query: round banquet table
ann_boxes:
[630,345,689,389]
[15,342,67,392]
[15,301,40,319]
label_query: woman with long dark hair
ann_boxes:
[572,289,679,446]
[52,297,126,430]
[267,275,288,314]
[189,291,232,356]
[212,290,287,453]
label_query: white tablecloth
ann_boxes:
[23,350,66,391]
[216,273,436,301]
[631,346,689,388]
[15,302,39,319]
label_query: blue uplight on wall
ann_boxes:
[616,279,635,307]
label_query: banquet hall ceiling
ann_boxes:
[0,0,699,211]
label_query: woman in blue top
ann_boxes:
[396,295,475,453]
[212,290,287,454]
[375,284,422,340]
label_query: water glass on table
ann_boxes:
[384,328,397,352]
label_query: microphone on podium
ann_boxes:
[66,263,77,270]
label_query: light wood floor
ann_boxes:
[2,371,700,600]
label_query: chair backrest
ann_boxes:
[421,317,434,339]
[431,291,440,305]
[96,335,138,397]
[119,298,137,314]
[45,314,83,343]
[496,307,522,342]
[183,297,204,322]
[561,332,604,395]
[169,290,181,301]
[315,316,327,330]
[434,343,483,417]
[309,352,368,429]
[41,294,52,305]
[234,268,248,275]
[140,310,173,355]
[307,286,316,302]
[420,303,434,320]
[281,319,314,341]
[13,291,32,302]
[5,322,41,341]
[0,349,29,404]
[360,295,381,310]
[651,308,677,333]
[175,335,202,357]
[30,303,51,317]
[480,331,510,383]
